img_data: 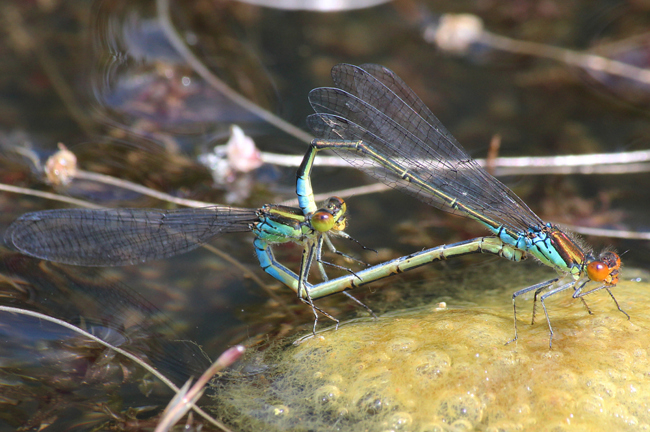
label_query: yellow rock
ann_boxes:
[212,266,650,432]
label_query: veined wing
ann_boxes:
[5,206,258,266]
[307,63,543,235]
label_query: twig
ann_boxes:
[560,224,650,241]
[75,169,214,208]
[424,13,650,85]
[155,345,244,432]
[155,0,314,144]
[0,183,101,208]
[0,305,231,431]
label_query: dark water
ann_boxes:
[1,0,649,430]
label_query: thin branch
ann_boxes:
[0,183,102,208]
[560,224,650,241]
[0,305,230,431]
[155,0,314,144]
[75,170,214,208]
[425,13,650,86]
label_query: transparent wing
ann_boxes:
[307,63,543,234]
[5,206,259,266]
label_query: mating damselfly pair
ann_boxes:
[4,63,626,347]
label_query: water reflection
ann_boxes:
[0,249,212,430]
[90,0,270,140]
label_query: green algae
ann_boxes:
[211,265,650,432]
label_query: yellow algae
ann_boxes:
[211,267,650,431]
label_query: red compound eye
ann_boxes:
[311,211,334,232]
[586,260,609,282]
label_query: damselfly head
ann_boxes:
[586,251,621,285]
[324,196,347,216]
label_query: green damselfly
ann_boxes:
[3,181,371,331]
[305,63,627,346]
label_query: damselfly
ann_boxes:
[4,180,371,331]
[305,63,628,346]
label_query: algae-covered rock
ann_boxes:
[211,268,650,432]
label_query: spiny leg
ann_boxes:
[573,282,630,320]
[331,230,378,255]
[531,286,545,325]
[606,288,630,320]
[318,236,377,319]
[571,280,593,315]
[341,291,377,319]
[300,240,340,332]
[315,235,360,280]
[578,297,593,315]
[299,297,340,332]
[539,281,574,348]
[322,234,367,273]
[319,258,363,278]
[533,295,589,326]
[506,278,558,345]
[333,250,368,266]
